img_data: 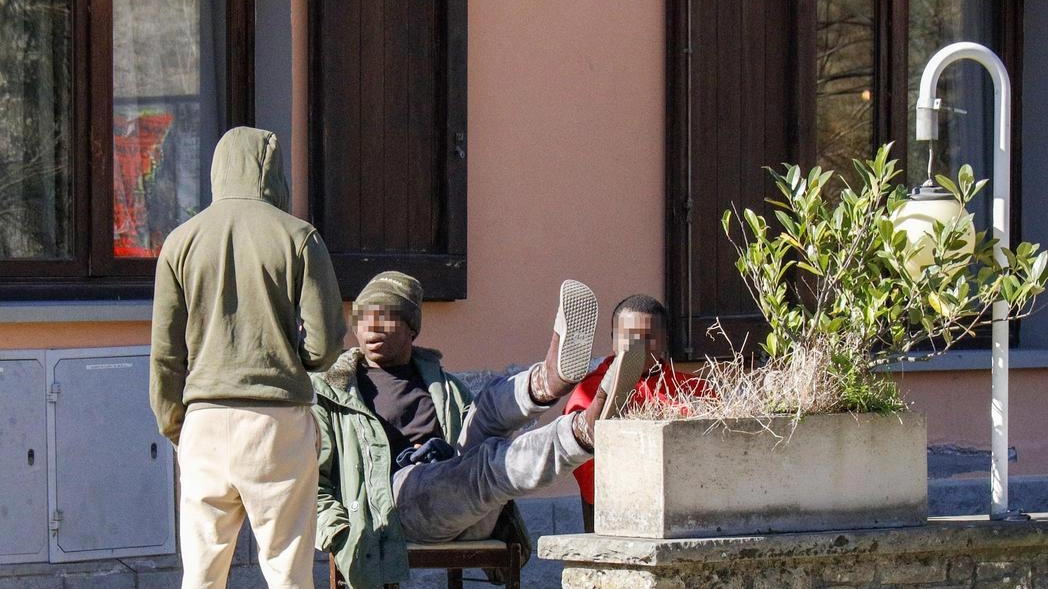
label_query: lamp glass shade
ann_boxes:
[890,185,976,279]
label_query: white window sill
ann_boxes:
[0,301,153,323]
[886,349,1048,372]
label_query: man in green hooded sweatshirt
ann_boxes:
[149,127,346,589]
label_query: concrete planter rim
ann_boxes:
[594,411,929,538]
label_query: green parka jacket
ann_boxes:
[311,346,472,588]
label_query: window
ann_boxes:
[308,0,467,301]
[666,0,1021,360]
[665,1,801,359]
[814,0,1019,231]
[0,0,253,300]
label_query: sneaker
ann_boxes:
[531,280,598,402]
[598,335,646,420]
[573,335,647,451]
[554,279,599,383]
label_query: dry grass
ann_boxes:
[619,329,871,441]
[626,343,841,417]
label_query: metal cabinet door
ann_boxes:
[0,352,48,564]
[48,346,175,562]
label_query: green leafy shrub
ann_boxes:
[719,144,1048,414]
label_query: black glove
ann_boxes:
[395,438,455,468]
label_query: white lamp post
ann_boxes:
[915,41,1021,520]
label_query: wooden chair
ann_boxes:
[329,539,522,589]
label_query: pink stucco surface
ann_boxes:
[406,1,666,371]
[3,3,1044,499]
[897,369,1048,476]
[1,2,666,370]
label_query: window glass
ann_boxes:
[112,0,224,258]
[815,0,875,183]
[0,1,73,260]
[908,1,996,227]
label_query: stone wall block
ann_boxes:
[1034,555,1048,589]
[976,561,1030,583]
[947,555,975,583]
[821,561,876,584]
[545,517,1048,589]
[878,556,947,584]
[561,567,679,589]
[677,569,747,589]
[973,581,1032,589]
[752,564,812,589]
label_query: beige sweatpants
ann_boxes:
[177,403,319,589]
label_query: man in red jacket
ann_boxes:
[563,294,714,532]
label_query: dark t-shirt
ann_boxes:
[357,362,445,460]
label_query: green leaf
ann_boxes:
[935,175,960,200]
[796,261,823,276]
[743,208,764,235]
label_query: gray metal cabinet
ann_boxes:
[47,346,175,562]
[0,351,48,565]
[0,347,175,564]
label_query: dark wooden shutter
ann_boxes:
[666,0,810,360]
[310,0,467,301]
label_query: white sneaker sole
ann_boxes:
[555,280,598,383]
[599,337,647,420]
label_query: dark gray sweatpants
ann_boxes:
[391,365,591,542]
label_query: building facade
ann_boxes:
[1,0,1045,585]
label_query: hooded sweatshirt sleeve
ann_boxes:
[149,252,189,445]
[297,231,346,372]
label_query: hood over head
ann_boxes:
[210,126,290,211]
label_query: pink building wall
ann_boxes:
[898,370,1048,476]
[412,1,666,371]
[0,1,666,374]
[2,3,1044,495]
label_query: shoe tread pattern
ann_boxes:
[557,280,599,382]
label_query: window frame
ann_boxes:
[0,0,255,301]
[664,0,1024,361]
[306,0,468,302]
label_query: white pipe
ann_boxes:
[916,42,1011,517]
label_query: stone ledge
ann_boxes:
[538,513,1048,567]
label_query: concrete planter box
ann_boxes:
[594,412,927,538]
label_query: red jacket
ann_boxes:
[563,356,713,504]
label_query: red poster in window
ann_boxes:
[112,111,174,258]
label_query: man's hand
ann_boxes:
[395,438,455,468]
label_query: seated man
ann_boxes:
[563,294,714,532]
[312,271,643,588]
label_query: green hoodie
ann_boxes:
[149,127,347,444]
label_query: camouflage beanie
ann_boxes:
[353,271,423,334]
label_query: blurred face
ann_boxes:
[354,305,415,367]
[613,310,667,374]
